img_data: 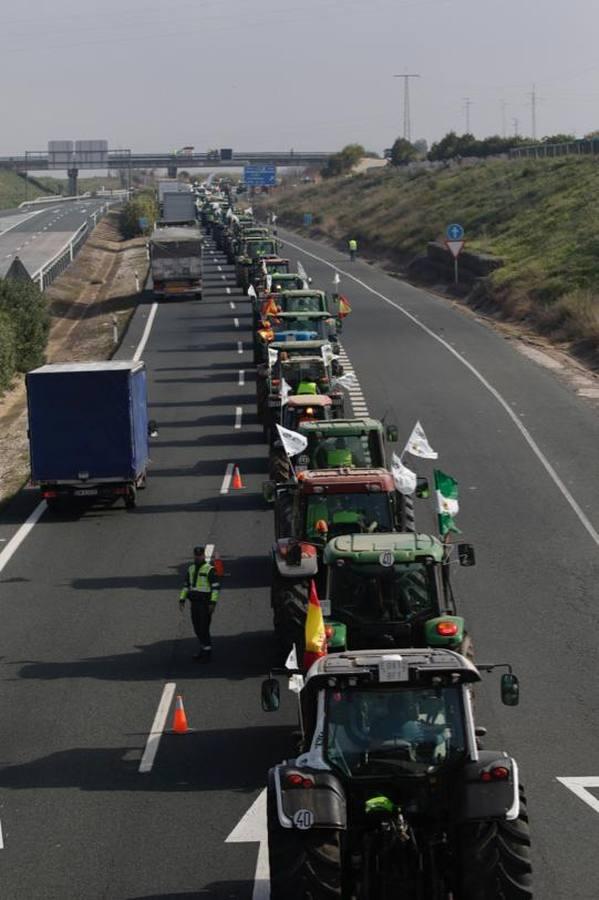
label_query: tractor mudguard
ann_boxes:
[424,615,465,648]
[272,540,319,579]
[452,751,519,823]
[273,765,347,830]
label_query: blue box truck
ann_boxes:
[26,361,152,509]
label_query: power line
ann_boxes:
[393,73,420,142]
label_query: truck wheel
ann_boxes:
[459,785,532,900]
[267,775,342,900]
[270,449,291,483]
[125,486,137,509]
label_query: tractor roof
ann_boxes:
[297,467,394,493]
[275,311,331,320]
[323,532,444,564]
[287,395,332,409]
[299,417,383,435]
[304,648,480,686]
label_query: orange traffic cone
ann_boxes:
[232,465,244,489]
[172,694,189,735]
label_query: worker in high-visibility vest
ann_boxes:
[348,238,358,261]
[179,546,221,661]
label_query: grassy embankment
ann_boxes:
[261,158,599,367]
[0,171,55,207]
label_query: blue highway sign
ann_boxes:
[243,165,277,187]
[446,223,464,241]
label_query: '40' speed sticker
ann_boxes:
[293,809,314,830]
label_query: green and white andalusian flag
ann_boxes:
[434,469,460,535]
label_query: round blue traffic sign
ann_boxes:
[447,223,464,240]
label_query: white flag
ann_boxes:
[285,644,304,692]
[281,377,292,405]
[391,452,417,496]
[226,207,233,220]
[276,423,308,457]
[333,371,358,390]
[268,346,278,368]
[266,273,272,292]
[404,421,438,459]
[247,284,257,299]
[333,271,340,286]
[297,261,309,282]
[246,206,253,215]
[321,342,337,367]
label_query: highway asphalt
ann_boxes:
[0,199,111,279]
[0,229,597,897]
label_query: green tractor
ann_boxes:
[319,532,476,656]
[235,235,280,293]
[261,648,531,900]
[257,348,346,440]
[253,311,341,365]
[269,416,398,483]
[267,468,421,651]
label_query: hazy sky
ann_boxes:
[1,0,598,156]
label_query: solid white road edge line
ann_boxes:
[138,682,176,774]
[0,817,3,849]
[221,463,234,494]
[239,370,245,386]
[133,303,158,362]
[557,777,599,815]
[0,501,47,575]
[283,236,599,548]
[235,407,243,429]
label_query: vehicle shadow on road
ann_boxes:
[127,882,255,898]
[0,723,292,793]
[14,630,279,683]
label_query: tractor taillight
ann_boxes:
[325,625,334,639]
[436,621,459,637]
[481,766,510,783]
[286,773,314,788]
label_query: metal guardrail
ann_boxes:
[509,139,599,159]
[31,201,120,291]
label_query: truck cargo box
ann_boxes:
[160,191,197,225]
[26,361,150,488]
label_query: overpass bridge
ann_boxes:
[0,149,334,192]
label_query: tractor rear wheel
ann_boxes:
[271,577,308,656]
[459,785,532,899]
[270,448,291,483]
[267,774,342,900]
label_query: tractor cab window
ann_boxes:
[329,561,436,624]
[304,491,393,540]
[248,240,277,257]
[281,359,326,389]
[310,434,373,469]
[267,262,290,274]
[285,296,324,313]
[325,686,466,776]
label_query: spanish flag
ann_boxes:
[303,580,327,672]
[338,295,352,318]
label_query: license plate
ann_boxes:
[74,488,98,496]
